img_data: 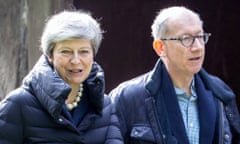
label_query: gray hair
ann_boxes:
[41,10,103,56]
[151,6,202,40]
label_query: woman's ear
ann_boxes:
[47,55,53,63]
[153,40,164,56]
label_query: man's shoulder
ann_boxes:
[109,73,150,101]
[113,72,148,92]
[199,69,235,102]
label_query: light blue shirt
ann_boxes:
[175,80,199,144]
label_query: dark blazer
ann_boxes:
[0,55,123,144]
[110,59,240,144]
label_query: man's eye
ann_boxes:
[80,50,89,54]
[181,35,192,40]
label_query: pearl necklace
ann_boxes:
[66,84,83,111]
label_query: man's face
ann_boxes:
[161,14,205,77]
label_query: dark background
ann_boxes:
[73,0,240,108]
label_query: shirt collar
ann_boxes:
[174,78,197,99]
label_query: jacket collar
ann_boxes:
[198,69,235,103]
[23,55,70,118]
[145,59,163,96]
[145,59,218,143]
[22,55,105,118]
[195,74,217,143]
[145,59,235,104]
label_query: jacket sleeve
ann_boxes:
[109,86,129,143]
[225,98,240,143]
[105,97,124,144]
[199,69,240,143]
[0,93,24,143]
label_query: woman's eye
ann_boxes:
[61,50,72,54]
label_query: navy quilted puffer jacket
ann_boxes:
[0,55,123,144]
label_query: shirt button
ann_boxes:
[162,134,166,139]
[58,118,63,122]
[224,134,230,139]
[134,131,138,136]
[189,123,194,128]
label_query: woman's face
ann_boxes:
[48,39,94,87]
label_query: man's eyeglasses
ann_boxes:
[160,33,211,48]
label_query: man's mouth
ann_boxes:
[189,56,201,61]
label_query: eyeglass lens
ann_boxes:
[181,34,210,47]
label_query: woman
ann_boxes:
[0,10,122,143]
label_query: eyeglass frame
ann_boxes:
[160,33,211,48]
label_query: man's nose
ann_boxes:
[191,38,204,50]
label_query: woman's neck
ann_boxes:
[66,85,79,103]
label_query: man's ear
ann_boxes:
[153,40,164,56]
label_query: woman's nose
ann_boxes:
[70,52,81,64]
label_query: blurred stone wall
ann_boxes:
[0,0,73,99]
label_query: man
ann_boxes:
[110,6,240,144]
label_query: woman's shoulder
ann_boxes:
[0,88,38,120]
[2,87,37,107]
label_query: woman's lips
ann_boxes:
[69,69,83,73]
